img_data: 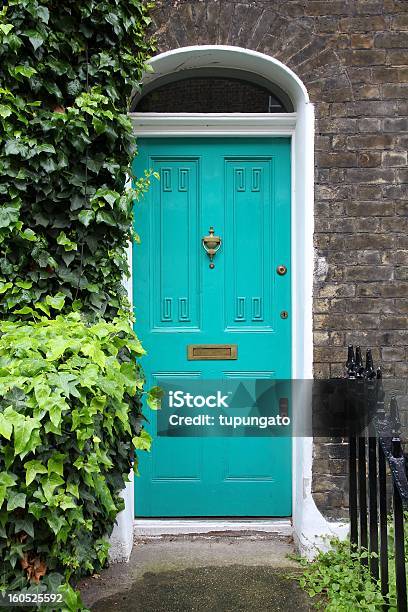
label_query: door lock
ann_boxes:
[276,265,287,276]
[280,310,289,319]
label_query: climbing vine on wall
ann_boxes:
[0,1,156,608]
[0,0,155,320]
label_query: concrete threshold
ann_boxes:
[134,518,292,538]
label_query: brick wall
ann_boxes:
[148,0,408,520]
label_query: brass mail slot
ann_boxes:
[187,344,238,361]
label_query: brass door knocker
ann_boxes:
[202,226,222,269]
[201,226,222,270]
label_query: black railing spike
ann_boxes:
[365,349,376,379]
[346,345,356,378]
[376,367,382,379]
[392,437,402,459]
[355,346,364,378]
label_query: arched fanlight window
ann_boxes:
[131,68,293,113]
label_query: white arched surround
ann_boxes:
[110,46,348,561]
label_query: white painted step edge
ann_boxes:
[134,519,293,537]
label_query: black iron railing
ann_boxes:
[346,346,408,611]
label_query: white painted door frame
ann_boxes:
[110,46,348,562]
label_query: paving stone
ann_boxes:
[80,537,315,612]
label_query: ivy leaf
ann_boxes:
[100,190,118,207]
[80,342,106,368]
[40,157,57,173]
[32,210,49,227]
[0,24,13,35]
[1,407,23,444]
[3,447,14,471]
[35,143,55,154]
[120,362,137,394]
[127,336,146,356]
[19,228,37,241]
[0,472,17,488]
[12,65,37,78]
[89,396,106,413]
[14,518,34,538]
[59,497,77,511]
[59,583,84,612]
[45,293,66,311]
[47,513,66,535]
[96,210,116,226]
[53,373,80,398]
[49,403,63,428]
[86,158,103,173]
[0,205,19,228]
[0,282,13,294]
[61,251,76,266]
[36,6,50,23]
[78,210,95,227]
[41,473,65,501]
[92,474,116,514]
[20,228,37,242]
[12,306,35,315]
[14,417,41,456]
[0,105,12,118]
[24,460,47,486]
[48,453,65,477]
[27,504,41,522]
[132,429,152,451]
[56,231,77,251]
[44,80,62,98]
[25,30,45,50]
[15,280,33,289]
[147,386,163,410]
[66,482,79,498]
[0,412,13,440]
[34,384,51,411]
[35,302,50,317]
[46,337,70,360]
[7,491,26,511]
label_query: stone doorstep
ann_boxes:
[133,518,293,538]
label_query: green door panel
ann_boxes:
[132,137,292,517]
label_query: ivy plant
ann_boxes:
[0,310,160,609]
[0,0,157,609]
[0,0,155,320]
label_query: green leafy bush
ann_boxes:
[0,0,155,320]
[296,532,408,611]
[0,0,156,607]
[0,312,152,606]
[296,539,384,611]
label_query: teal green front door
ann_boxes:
[133,137,292,516]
